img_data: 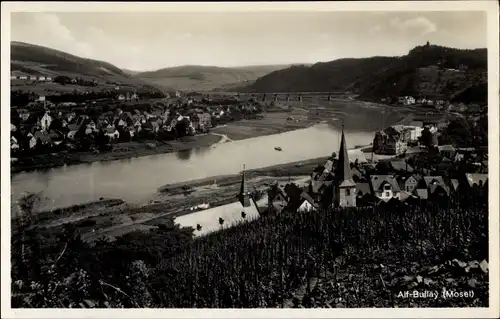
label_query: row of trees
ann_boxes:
[11,188,488,308]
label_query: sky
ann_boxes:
[10,11,487,71]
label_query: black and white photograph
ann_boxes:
[1,1,499,318]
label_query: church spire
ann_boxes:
[336,124,354,183]
[239,164,251,207]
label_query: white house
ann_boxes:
[404,96,416,105]
[104,126,120,140]
[38,76,46,81]
[370,175,401,202]
[402,125,424,141]
[29,136,37,149]
[11,136,19,150]
[29,76,37,81]
[40,112,53,131]
[19,76,28,80]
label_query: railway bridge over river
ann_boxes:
[206,91,353,102]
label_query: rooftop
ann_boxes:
[174,199,260,238]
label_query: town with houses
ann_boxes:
[265,121,488,217]
[10,78,263,159]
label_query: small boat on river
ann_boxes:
[274,147,283,151]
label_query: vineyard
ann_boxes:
[11,192,489,308]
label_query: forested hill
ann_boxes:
[242,44,487,104]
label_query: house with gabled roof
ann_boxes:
[412,176,449,200]
[389,160,414,174]
[11,136,20,151]
[67,123,82,140]
[290,192,319,213]
[34,131,53,146]
[421,176,449,193]
[267,183,290,214]
[355,182,371,198]
[104,126,120,140]
[397,174,420,193]
[369,175,401,202]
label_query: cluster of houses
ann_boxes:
[266,125,488,215]
[11,74,53,81]
[383,95,452,107]
[372,122,429,155]
[10,94,263,153]
[10,105,214,152]
[174,119,487,238]
[382,95,483,114]
[117,92,139,102]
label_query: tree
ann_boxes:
[419,127,434,148]
[175,118,190,138]
[219,218,225,227]
[96,131,111,151]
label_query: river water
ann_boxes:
[11,123,376,212]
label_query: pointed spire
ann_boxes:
[336,124,354,183]
[239,164,251,207]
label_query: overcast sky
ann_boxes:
[10,11,486,71]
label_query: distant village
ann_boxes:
[10,76,264,156]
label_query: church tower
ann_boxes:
[239,165,252,207]
[333,125,357,207]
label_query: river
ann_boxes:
[11,123,376,212]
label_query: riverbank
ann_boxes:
[19,155,328,241]
[21,144,373,240]
[15,134,414,243]
[11,133,223,174]
[158,156,330,194]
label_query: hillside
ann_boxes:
[243,45,487,104]
[121,68,142,76]
[134,64,299,92]
[10,41,165,95]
